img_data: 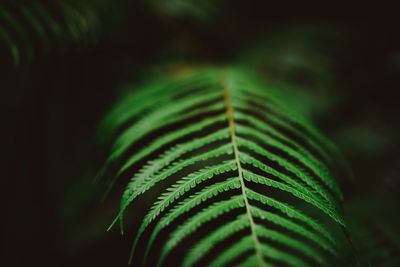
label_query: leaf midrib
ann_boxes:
[220,69,266,267]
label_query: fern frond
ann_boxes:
[242,170,342,234]
[143,177,242,263]
[116,101,226,175]
[245,188,336,246]
[182,214,250,267]
[232,94,336,170]
[128,160,238,261]
[250,205,336,254]
[120,127,230,183]
[235,123,341,198]
[101,67,350,266]
[233,110,333,175]
[255,224,328,266]
[207,236,258,267]
[238,152,328,210]
[237,137,338,208]
[236,255,276,267]
[207,235,311,267]
[106,90,223,164]
[0,24,19,65]
[0,0,99,66]
[108,144,234,230]
[158,195,246,266]
[98,69,220,141]
[258,242,310,267]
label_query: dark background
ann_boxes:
[1,1,400,266]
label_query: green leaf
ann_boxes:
[101,67,349,266]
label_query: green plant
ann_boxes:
[0,0,99,67]
[3,2,398,267]
[101,67,353,266]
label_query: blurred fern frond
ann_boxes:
[101,67,352,266]
[0,0,100,67]
[148,0,222,23]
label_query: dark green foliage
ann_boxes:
[2,1,400,267]
[101,67,352,266]
[0,0,99,66]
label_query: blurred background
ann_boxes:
[1,1,399,266]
